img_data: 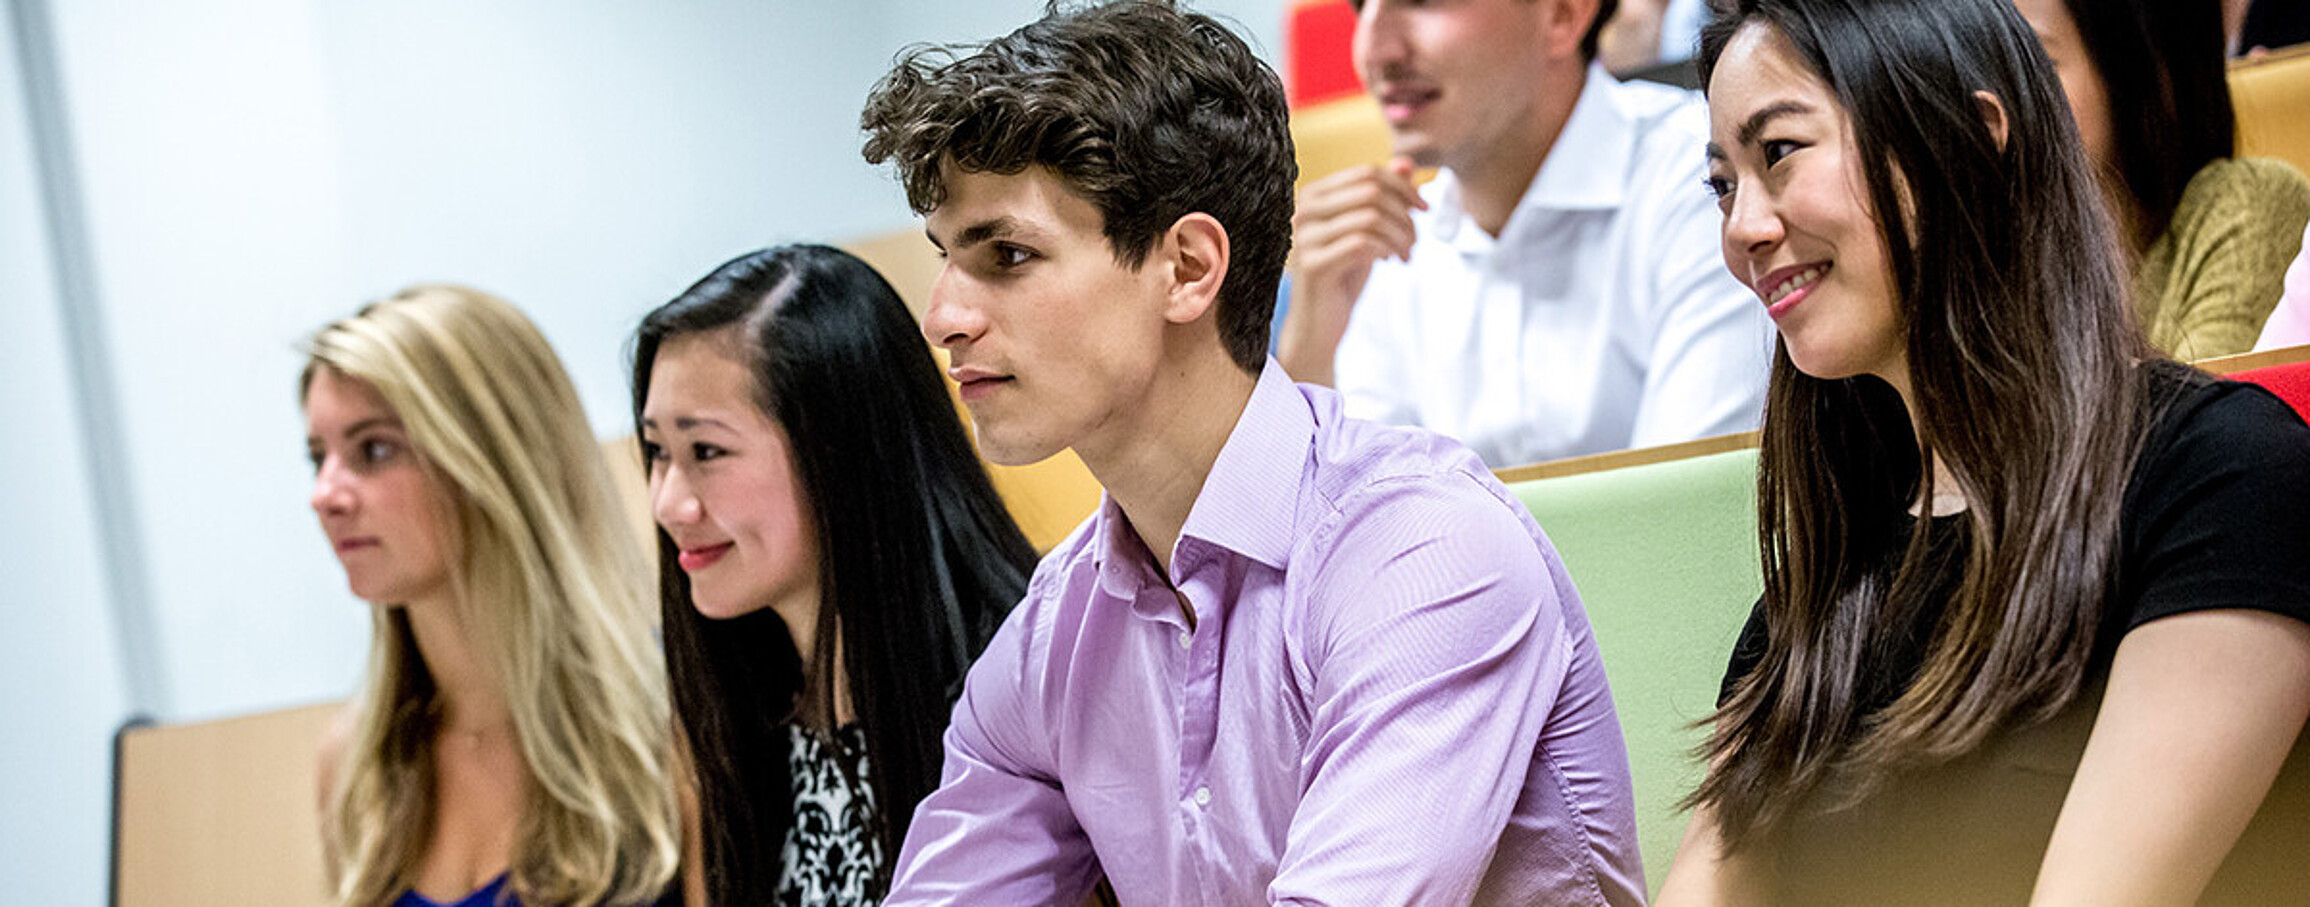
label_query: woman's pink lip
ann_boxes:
[1767,281,1813,320]
[677,542,733,572]
[335,538,379,553]
[1755,262,1828,320]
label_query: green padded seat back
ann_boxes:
[1508,448,1762,896]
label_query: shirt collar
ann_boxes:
[1091,494,1155,600]
[1520,64,1636,213]
[1087,359,1310,597]
[1175,359,1310,571]
[1429,63,1635,248]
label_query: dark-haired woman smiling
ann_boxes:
[634,245,1037,906]
[1658,0,2310,903]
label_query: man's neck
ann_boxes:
[1076,349,1260,581]
[1452,62,1589,237]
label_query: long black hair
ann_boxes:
[2060,0,2234,248]
[630,245,1037,903]
[1691,0,2167,847]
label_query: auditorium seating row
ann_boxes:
[110,16,2310,900]
[113,343,2310,905]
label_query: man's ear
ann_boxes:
[1973,89,2010,152]
[1541,0,1603,60]
[1161,212,1230,326]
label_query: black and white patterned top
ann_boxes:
[779,723,883,906]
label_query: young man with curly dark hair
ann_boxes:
[861,3,1643,903]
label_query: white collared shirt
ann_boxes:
[1333,66,1773,469]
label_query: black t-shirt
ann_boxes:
[1719,371,2310,906]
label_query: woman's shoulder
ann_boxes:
[2120,363,2310,629]
[2139,364,2309,456]
[2173,158,2310,231]
[2132,365,2310,493]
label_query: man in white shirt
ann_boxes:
[1276,0,1771,468]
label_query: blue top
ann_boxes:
[394,874,510,907]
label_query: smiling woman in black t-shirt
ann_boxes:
[1656,0,2310,903]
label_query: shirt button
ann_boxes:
[1177,630,1193,649]
[1193,786,1212,806]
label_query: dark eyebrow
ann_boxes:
[1737,100,1814,148]
[638,415,736,433]
[948,216,1022,253]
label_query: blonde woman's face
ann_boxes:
[641,335,821,622]
[304,366,454,607]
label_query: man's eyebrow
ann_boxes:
[946,216,1022,252]
[1737,100,1814,148]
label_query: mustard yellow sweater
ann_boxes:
[2135,157,2310,360]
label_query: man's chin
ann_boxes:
[1389,139,1445,170]
[1377,121,1438,163]
[981,445,1065,469]
[973,425,1065,468]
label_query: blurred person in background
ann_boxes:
[303,286,682,907]
[1277,0,1771,469]
[2016,0,2310,359]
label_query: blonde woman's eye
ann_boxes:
[360,439,399,465]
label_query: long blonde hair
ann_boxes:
[304,285,679,905]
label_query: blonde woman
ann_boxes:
[302,286,682,906]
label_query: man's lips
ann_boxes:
[1375,84,1440,123]
[677,542,733,572]
[949,366,1015,403]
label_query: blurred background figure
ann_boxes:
[302,287,682,906]
[2015,0,2310,359]
[1279,0,1771,469]
[1597,0,1707,77]
[2230,0,2310,58]
[2257,222,2310,350]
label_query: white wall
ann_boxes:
[6,1,1284,899]
[0,5,131,902]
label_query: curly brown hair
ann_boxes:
[860,0,1296,373]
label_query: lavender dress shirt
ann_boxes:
[886,362,1644,906]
